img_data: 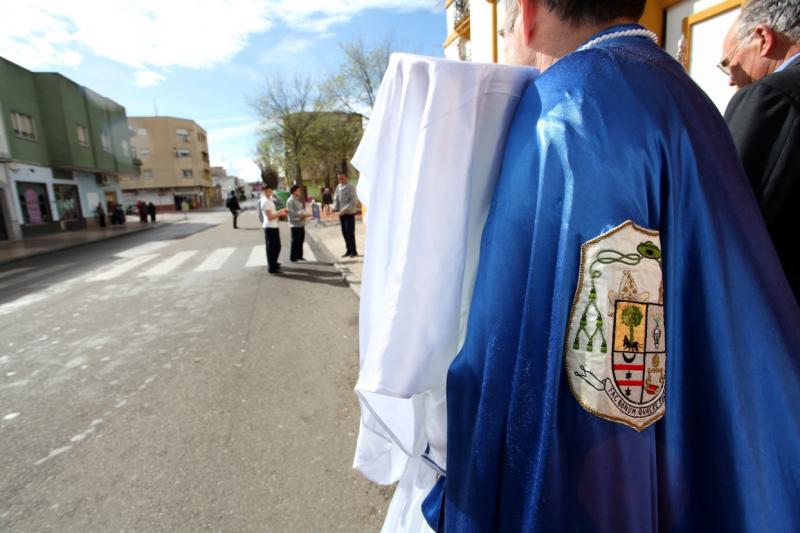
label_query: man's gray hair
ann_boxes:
[504,0,519,37]
[738,0,800,41]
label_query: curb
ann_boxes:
[0,223,160,268]
[306,228,361,298]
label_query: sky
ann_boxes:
[0,0,446,182]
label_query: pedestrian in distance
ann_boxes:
[259,185,287,274]
[721,0,800,303]
[287,184,312,262]
[332,173,358,257]
[147,202,156,223]
[226,190,241,229]
[137,200,147,223]
[96,202,106,228]
[322,187,333,215]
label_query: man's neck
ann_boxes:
[536,16,639,59]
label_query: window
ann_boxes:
[181,169,193,178]
[101,130,111,152]
[175,149,191,158]
[54,184,82,220]
[76,124,89,146]
[120,139,131,157]
[176,128,190,142]
[197,132,207,143]
[140,148,151,157]
[142,169,154,180]
[10,111,36,140]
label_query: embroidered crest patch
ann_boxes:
[565,220,665,431]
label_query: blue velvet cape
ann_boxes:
[423,25,800,532]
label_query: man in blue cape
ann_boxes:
[423,0,800,531]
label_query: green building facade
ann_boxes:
[0,56,139,239]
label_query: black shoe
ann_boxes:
[269,268,283,274]
[297,257,307,261]
[290,259,298,263]
[342,253,350,258]
[348,252,359,257]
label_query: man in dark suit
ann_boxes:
[722,0,800,303]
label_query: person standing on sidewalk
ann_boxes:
[259,186,287,274]
[332,172,358,257]
[226,191,241,229]
[287,185,311,262]
[96,202,106,228]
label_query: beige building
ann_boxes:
[444,0,742,114]
[121,116,213,210]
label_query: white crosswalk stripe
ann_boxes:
[303,243,317,262]
[87,255,159,282]
[117,241,171,258]
[0,263,77,290]
[193,247,235,272]
[245,245,266,268]
[0,267,34,280]
[139,251,198,277]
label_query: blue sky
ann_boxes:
[0,0,446,181]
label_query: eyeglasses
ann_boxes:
[717,29,755,76]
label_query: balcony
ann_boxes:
[454,0,469,28]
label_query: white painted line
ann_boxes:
[139,251,198,277]
[116,241,171,258]
[194,247,236,272]
[87,254,159,282]
[0,267,34,280]
[245,245,266,268]
[0,263,78,290]
[303,243,317,262]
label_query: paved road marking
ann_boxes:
[0,267,34,280]
[139,251,198,277]
[87,254,159,282]
[0,263,78,290]
[194,247,236,272]
[116,241,171,258]
[303,243,317,262]
[245,245,266,268]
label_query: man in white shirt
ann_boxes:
[259,186,287,274]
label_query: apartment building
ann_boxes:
[0,56,138,239]
[122,117,213,211]
[444,0,741,113]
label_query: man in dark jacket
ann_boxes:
[722,0,800,302]
[226,191,241,229]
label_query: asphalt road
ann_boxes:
[0,208,390,531]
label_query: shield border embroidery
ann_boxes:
[563,220,666,431]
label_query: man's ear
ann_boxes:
[754,24,776,57]
[519,0,538,47]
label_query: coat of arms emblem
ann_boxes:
[565,221,666,431]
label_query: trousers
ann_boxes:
[340,213,357,255]
[290,227,305,261]
[264,227,281,271]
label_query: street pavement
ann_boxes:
[0,207,389,531]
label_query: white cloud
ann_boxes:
[0,0,440,73]
[207,122,260,144]
[260,38,315,64]
[134,69,165,87]
[211,155,262,183]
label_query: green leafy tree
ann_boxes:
[252,74,322,192]
[621,305,644,343]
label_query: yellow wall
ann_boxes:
[641,0,686,45]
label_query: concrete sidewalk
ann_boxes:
[0,212,189,266]
[306,217,365,298]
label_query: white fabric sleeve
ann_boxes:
[351,56,538,531]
